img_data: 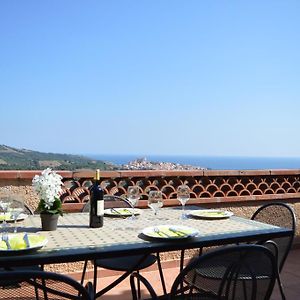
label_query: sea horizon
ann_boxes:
[85,154,300,170]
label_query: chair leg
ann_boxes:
[277,272,286,300]
[198,247,203,256]
[179,249,185,295]
[81,260,88,286]
[156,252,167,295]
[180,249,185,272]
[137,270,141,299]
[93,261,98,295]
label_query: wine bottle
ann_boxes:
[89,169,104,228]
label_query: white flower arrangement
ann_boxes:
[32,168,64,215]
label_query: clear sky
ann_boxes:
[1,1,300,157]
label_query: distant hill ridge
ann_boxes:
[0,145,115,171]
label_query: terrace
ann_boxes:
[0,169,299,299]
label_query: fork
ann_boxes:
[111,208,127,219]
[23,233,30,248]
[2,233,11,250]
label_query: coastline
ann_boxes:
[87,154,300,170]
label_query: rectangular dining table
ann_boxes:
[0,206,293,297]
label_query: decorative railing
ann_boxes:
[58,170,300,211]
[1,170,300,212]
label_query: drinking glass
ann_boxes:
[0,192,12,233]
[148,191,163,217]
[9,197,25,233]
[127,186,140,220]
[177,184,190,220]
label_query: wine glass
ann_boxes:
[127,186,140,220]
[148,191,163,217]
[9,197,25,233]
[177,184,190,220]
[0,192,12,233]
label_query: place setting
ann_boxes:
[0,232,48,255]
[104,207,142,218]
[175,185,234,221]
[188,209,234,220]
[139,185,200,242]
[0,192,48,255]
[141,224,199,240]
[103,186,143,220]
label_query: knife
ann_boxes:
[23,233,30,248]
[111,208,122,215]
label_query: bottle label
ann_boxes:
[97,200,104,216]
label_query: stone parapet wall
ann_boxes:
[1,169,300,212]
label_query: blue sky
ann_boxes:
[1,1,300,157]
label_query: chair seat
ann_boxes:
[95,254,157,271]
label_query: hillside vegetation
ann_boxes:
[0,145,116,171]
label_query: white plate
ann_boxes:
[104,208,142,217]
[189,209,233,220]
[0,213,28,222]
[142,224,199,239]
[0,233,48,254]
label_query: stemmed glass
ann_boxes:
[127,186,140,220]
[148,191,163,217]
[177,184,190,220]
[0,192,12,233]
[9,197,25,233]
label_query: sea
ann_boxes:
[86,154,300,170]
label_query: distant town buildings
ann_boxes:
[121,157,205,171]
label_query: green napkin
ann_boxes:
[198,211,226,217]
[0,214,11,221]
[152,226,191,238]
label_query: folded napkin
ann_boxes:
[196,211,226,217]
[152,226,192,238]
[0,214,12,221]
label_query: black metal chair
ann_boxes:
[80,195,166,297]
[251,202,296,300]
[130,244,277,300]
[23,202,35,215]
[1,201,42,272]
[0,270,94,299]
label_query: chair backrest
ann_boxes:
[170,244,277,300]
[251,202,296,272]
[12,199,34,215]
[0,270,92,300]
[24,203,34,215]
[82,195,132,212]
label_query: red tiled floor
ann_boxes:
[91,248,300,299]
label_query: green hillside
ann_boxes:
[0,145,116,171]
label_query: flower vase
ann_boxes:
[40,213,59,231]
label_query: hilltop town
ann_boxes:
[121,157,205,170]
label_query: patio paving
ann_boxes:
[94,248,300,299]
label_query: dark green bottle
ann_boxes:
[89,169,104,228]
